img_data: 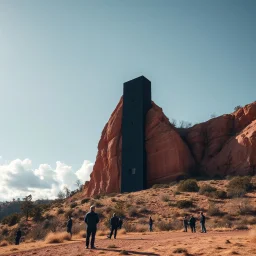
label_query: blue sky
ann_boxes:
[0,1,255,199]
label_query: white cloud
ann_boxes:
[75,160,94,183]
[0,158,94,201]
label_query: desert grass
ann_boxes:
[45,232,71,243]
[0,240,9,247]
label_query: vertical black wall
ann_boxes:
[121,76,152,193]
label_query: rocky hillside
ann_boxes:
[84,100,256,196]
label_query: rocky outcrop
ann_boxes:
[185,102,256,177]
[85,98,195,196]
[85,100,256,196]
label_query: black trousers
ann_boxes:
[190,225,196,233]
[109,226,118,238]
[86,228,96,247]
[184,225,187,232]
[200,223,207,233]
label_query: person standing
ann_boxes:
[183,215,188,232]
[118,218,123,229]
[84,205,99,249]
[200,212,207,233]
[189,215,196,233]
[149,216,153,232]
[107,213,119,239]
[67,215,73,237]
[15,228,22,245]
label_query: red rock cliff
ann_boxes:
[85,100,256,196]
[85,98,195,196]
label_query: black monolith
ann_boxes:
[121,76,151,193]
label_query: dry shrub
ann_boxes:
[119,228,126,235]
[0,240,9,247]
[57,208,64,215]
[161,194,170,202]
[123,222,137,232]
[208,203,224,216]
[152,184,169,189]
[173,248,188,253]
[136,224,148,232]
[227,176,253,198]
[28,223,48,240]
[237,199,255,215]
[45,232,71,243]
[156,220,173,231]
[128,207,139,217]
[177,179,199,192]
[81,198,90,204]
[139,207,150,214]
[199,184,217,195]
[250,229,256,243]
[72,223,84,235]
[177,200,193,209]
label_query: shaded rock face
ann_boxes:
[85,100,256,196]
[85,98,195,196]
[185,102,256,177]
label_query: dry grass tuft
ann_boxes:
[45,232,71,243]
[0,240,9,247]
[119,228,126,234]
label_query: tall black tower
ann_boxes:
[121,76,152,193]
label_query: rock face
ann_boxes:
[85,100,256,196]
[185,102,256,177]
[85,98,195,196]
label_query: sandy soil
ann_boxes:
[1,230,256,256]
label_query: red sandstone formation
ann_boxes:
[85,98,195,196]
[85,100,256,196]
[186,101,256,177]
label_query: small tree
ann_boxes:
[32,206,43,222]
[75,179,82,189]
[57,191,65,200]
[21,194,33,221]
[234,105,242,111]
[63,186,71,198]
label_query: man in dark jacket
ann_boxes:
[200,212,207,233]
[67,215,73,237]
[183,215,188,232]
[107,213,119,239]
[84,205,99,249]
[189,215,196,233]
[15,228,22,245]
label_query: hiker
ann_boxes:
[149,216,153,232]
[200,212,207,233]
[107,213,119,239]
[118,218,123,229]
[84,205,99,249]
[189,215,196,233]
[15,228,22,245]
[67,215,73,237]
[183,215,188,232]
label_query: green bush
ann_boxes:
[177,179,199,192]
[176,200,193,208]
[227,176,253,198]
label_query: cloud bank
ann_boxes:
[0,158,93,201]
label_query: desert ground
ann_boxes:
[1,230,256,256]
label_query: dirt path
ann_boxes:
[1,230,256,256]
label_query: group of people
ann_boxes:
[183,212,206,233]
[14,206,206,249]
